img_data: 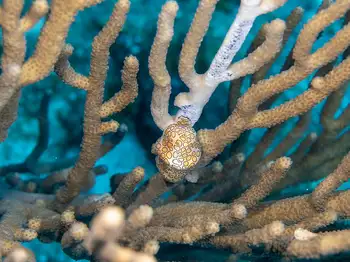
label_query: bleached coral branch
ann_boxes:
[150,0,287,180]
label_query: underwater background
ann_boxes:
[0,0,350,261]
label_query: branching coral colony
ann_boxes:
[0,0,350,261]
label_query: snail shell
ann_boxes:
[155,117,202,171]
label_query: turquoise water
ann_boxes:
[0,0,349,261]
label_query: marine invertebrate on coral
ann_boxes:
[1,0,350,261]
[153,116,201,172]
[150,0,350,183]
[149,0,288,177]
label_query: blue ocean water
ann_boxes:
[0,0,349,261]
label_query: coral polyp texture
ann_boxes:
[0,0,350,261]
[149,0,289,181]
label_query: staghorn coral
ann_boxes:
[1,0,350,261]
[150,0,287,178]
[150,0,350,185]
[2,150,350,261]
[231,1,350,195]
[0,0,142,259]
[52,0,139,207]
